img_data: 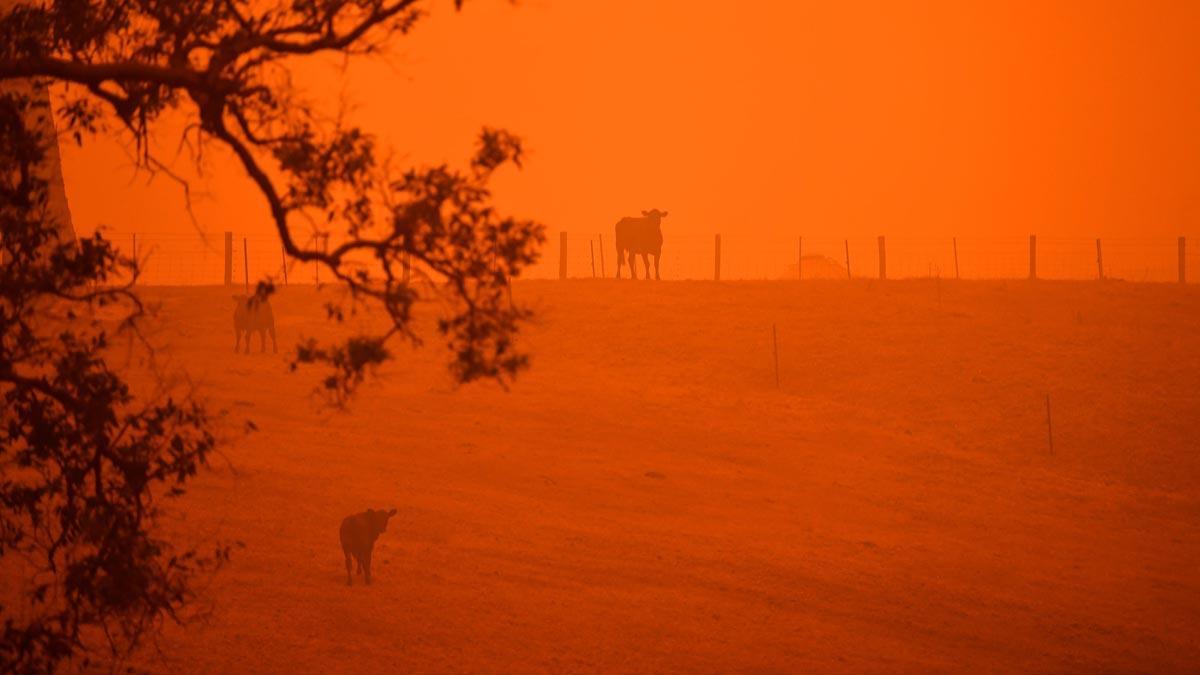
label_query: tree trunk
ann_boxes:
[0,2,76,243]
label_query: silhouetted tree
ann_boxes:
[0,90,232,672]
[0,0,545,396]
[0,0,543,670]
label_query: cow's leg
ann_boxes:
[234,330,241,352]
[269,326,278,353]
[259,328,268,353]
[344,550,354,585]
[629,251,638,280]
[615,249,624,279]
[642,253,652,279]
[243,330,251,354]
[654,252,662,280]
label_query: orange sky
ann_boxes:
[59,0,1200,253]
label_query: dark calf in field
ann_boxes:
[339,508,397,585]
[615,209,667,280]
[232,293,277,353]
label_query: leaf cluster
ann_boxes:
[0,91,230,673]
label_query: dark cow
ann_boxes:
[615,209,668,280]
[339,508,397,586]
[232,292,277,353]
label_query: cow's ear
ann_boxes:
[661,211,668,217]
[641,210,650,216]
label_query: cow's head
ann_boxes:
[641,209,669,220]
[368,508,398,534]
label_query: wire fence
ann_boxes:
[100,230,1198,286]
[540,233,1198,284]
[110,231,323,287]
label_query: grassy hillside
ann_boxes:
[114,280,1199,672]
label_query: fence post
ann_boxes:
[953,237,960,280]
[877,235,886,280]
[224,232,233,286]
[1029,235,1037,280]
[598,234,606,278]
[589,239,596,278]
[559,231,568,279]
[844,239,851,279]
[798,236,802,280]
[1096,238,1104,280]
[714,234,722,281]
[242,238,250,292]
[1180,237,1187,284]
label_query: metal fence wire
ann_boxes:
[100,230,1198,285]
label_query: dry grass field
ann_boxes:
[107,279,1200,672]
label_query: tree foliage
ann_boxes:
[0,0,544,670]
[0,0,546,394]
[0,90,231,672]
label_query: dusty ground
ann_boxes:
[112,280,1199,673]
